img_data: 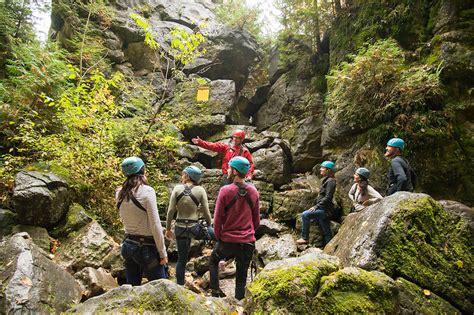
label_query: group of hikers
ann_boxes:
[116,129,415,300]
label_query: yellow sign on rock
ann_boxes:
[197,86,210,102]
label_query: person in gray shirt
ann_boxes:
[385,138,414,195]
[165,166,212,285]
[116,157,168,285]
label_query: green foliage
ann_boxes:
[169,28,207,66]
[216,0,263,39]
[130,13,158,50]
[325,39,443,128]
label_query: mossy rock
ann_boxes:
[396,277,460,314]
[50,203,93,239]
[65,279,230,313]
[245,252,341,313]
[313,267,399,314]
[325,192,473,313]
[379,195,473,313]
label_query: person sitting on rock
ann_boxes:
[165,166,212,286]
[116,157,168,285]
[192,129,254,185]
[385,138,414,195]
[297,161,336,246]
[209,157,260,300]
[348,167,383,212]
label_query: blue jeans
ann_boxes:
[301,207,332,245]
[175,226,216,285]
[121,239,166,286]
[209,241,254,300]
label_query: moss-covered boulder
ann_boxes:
[50,203,93,239]
[324,192,474,313]
[65,279,231,313]
[313,267,399,313]
[245,251,341,313]
[396,277,460,314]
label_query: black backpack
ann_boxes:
[399,156,417,191]
[176,185,200,207]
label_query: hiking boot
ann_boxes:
[296,238,308,245]
[211,288,226,298]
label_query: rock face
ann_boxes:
[11,225,51,252]
[50,203,93,239]
[272,189,317,221]
[66,279,230,313]
[54,221,117,273]
[0,233,82,314]
[253,145,291,186]
[12,171,71,228]
[324,192,473,313]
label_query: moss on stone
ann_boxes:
[396,277,460,314]
[379,197,473,313]
[313,268,398,314]
[246,259,339,313]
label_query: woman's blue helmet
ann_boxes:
[121,157,145,176]
[321,161,335,170]
[355,167,370,180]
[387,138,405,150]
[229,156,250,175]
[184,166,202,183]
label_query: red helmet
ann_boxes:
[232,129,245,139]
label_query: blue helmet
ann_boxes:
[387,138,405,150]
[229,156,250,175]
[121,157,145,176]
[184,166,202,183]
[355,167,370,179]
[321,161,335,170]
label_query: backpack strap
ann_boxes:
[224,183,254,214]
[176,185,200,207]
[117,195,147,212]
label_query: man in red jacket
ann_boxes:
[191,129,254,185]
[208,156,260,299]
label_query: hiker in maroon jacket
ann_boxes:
[208,156,260,300]
[192,129,254,185]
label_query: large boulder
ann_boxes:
[0,233,82,313]
[291,115,323,172]
[65,279,230,313]
[245,252,340,313]
[12,171,71,228]
[54,221,117,273]
[324,192,474,313]
[255,234,298,265]
[253,145,291,186]
[255,219,287,239]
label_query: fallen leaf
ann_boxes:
[423,289,431,296]
[19,276,33,287]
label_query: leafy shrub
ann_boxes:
[325,39,443,129]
